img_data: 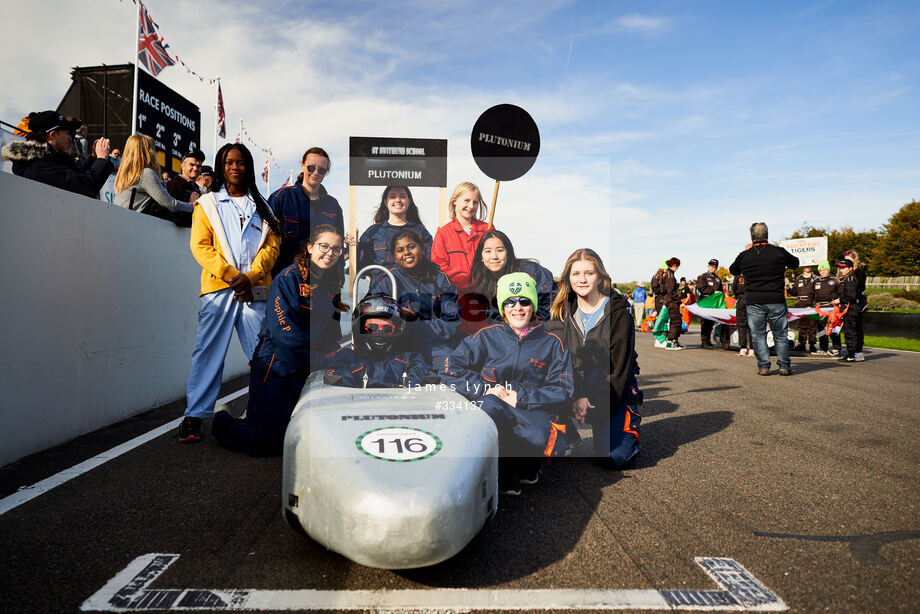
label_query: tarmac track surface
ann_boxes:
[1,327,918,613]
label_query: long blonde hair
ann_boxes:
[550,248,613,320]
[114,134,160,192]
[447,181,488,221]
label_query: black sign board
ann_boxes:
[470,104,540,181]
[135,69,201,166]
[349,137,448,187]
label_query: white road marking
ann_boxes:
[0,387,249,516]
[81,553,787,612]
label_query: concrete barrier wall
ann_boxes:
[0,172,250,466]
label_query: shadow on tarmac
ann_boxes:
[633,411,734,469]
[400,411,734,587]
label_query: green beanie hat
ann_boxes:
[496,272,539,318]
[818,260,830,271]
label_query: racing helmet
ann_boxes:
[352,293,405,357]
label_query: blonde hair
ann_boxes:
[114,134,160,192]
[844,249,861,269]
[447,181,488,221]
[550,248,613,320]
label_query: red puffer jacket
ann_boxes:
[430,219,491,294]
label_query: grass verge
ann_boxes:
[858,335,920,352]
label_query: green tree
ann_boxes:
[787,223,879,273]
[870,200,920,276]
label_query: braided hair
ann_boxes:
[295,224,348,311]
[212,143,280,235]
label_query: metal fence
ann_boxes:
[866,276,920,290]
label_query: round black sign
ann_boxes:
[470,104,540,181]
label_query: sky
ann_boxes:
[1,0,918,282]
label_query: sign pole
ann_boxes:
[212,77,219,162]
[349,186,357,298]
[131,1,140,135]
[487,180,499,228]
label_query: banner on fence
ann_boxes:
[777,236,827,266]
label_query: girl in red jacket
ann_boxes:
[431,182,492,295]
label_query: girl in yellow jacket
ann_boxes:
[178,143,281,442]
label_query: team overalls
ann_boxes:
[441,323,573,458]
[325,346,428,388]
[211,263,343,455]
[357,221,433,269]
[368,264,460,371]
[791,273,818,350]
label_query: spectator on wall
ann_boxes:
[113,134,195,224]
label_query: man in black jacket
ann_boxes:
[729,222,799,376]
[1,111,112,198]
[696,259,723,349]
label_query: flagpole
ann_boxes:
[213,77,220,163]
[131,1,141,135]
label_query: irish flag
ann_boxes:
[654,292,819,343]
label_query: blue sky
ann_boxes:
[2,0,917,281]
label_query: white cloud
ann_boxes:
[614,14,673,34]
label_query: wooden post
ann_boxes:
[349,185,357,297]
[438,187,447,228]
[487,180,500,228]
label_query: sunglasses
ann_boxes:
[364,321,396,334]
[306,164,329,176]
[316,243,343,256]
[502,297,533,309]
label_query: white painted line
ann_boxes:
[0,387,249,517]
[81,553,787,612]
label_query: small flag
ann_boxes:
[282,173,294,188]
[216,83,226,139]
[262,159,269,183]
[137,2,175,77]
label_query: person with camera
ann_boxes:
[178,143,281,443]
[2,110,112,198]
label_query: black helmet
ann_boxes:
[352,293,404,357]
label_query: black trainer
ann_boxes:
[178,416,203,442]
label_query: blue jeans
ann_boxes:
[746,303,791,370]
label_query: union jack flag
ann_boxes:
[137,2,174,77]
[216,83,226,139]
[261,159,270,183]
[282,173,294,187]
